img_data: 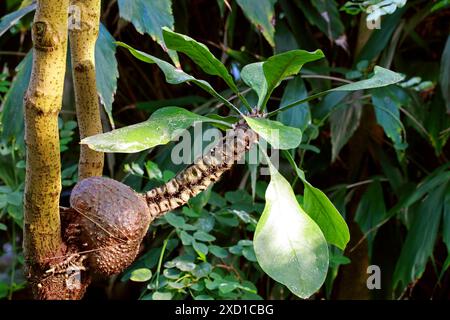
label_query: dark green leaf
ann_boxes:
[236,0,277,47]
[95,24,118,128]
[162,27,238,93]
[117,0,179,65]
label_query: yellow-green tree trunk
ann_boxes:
[23,0,74,299]
[69,0,104,179]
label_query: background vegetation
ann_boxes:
[0,0,449,300]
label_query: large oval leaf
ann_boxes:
[241,62,267,108]
[162,27,238,93]
[244,116,302,150]
[82,107,222,153]
[254,163,329,298]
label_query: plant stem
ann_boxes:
[23,0,80,299]
[69,0,104,179]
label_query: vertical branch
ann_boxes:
[23,0,70,298]
[69,0,104,179]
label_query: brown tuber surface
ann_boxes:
[67,177,152,276]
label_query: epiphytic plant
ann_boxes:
[72,28,404,298]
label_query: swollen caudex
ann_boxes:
[65,123,258,277]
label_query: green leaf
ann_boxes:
[269,67,405,130]
[443,183,450,254]
[0,3,36,37]
[117,0,179,65]
[262,49,325,107]
[130,268,152,282]
[285,152,349,250]
[303,180,349,250]
[0,223,7,231]
[236,0,277,47]
[371,86,407,156]
[164,212,186,228]
[440,36,450,112]
[116,42,231,108]
[209,245,228,259]
[1,51,32,148]
[95,25,118,128]
[241,62,267,108]
[331,67,405,92]
[192,240,209,260]
[329,96,362,162]
[244,116,302,150]
[152,291,173,300]
[277,76,311,132]
[162,27,238,93]
[393,182,448,291]
[193,231,216,242]
[354,180,387,257]
[82,107,220,153]
[254,162,329,298]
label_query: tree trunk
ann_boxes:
[23,0,87,299]
[69,0,104,179]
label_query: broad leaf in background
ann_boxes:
[294,0,346,50]
[262,49,324,107]
[235,0,277,47]
[354,179,387,258]
[162,27,239,93]
[284,151,350,250]
[277,76,311,132]
[244,116,302,150]
[0,3,36,37]
[440,36,450,112]
[393,182,448,292]
[117,0,179,66]
[117,42,232,108]
[329,93,362,162]
[371,86,407,157]
[357,7,406,62]
[82,107,223,153]
[0,51,32,149]
[443,183,450,254]
[254,161,329,298]
[95,24,118,128]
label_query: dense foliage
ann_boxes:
[0,0,449,300]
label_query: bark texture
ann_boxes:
[23,0,89,299]
[69,0,104,179]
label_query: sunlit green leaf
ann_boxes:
[130,268,152,282]
[82,107,222,153]
[244,116,302,150]
[254,162,329,298]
